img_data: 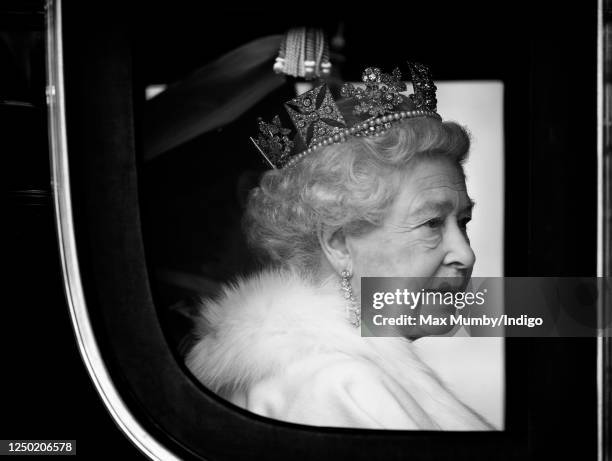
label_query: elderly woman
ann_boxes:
[186,64,492,430]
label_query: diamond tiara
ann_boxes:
[251,62,441,169]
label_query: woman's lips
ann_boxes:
[430,279,467,292]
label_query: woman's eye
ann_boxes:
[425,218,444,229]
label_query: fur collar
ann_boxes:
[185,269,491,429]
[186,269,430,395]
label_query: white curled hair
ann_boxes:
[243,116,471,273]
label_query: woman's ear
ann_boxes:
[318,226,352,274]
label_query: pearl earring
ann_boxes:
[340,269,360,328]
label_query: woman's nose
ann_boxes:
[442,222,476,270]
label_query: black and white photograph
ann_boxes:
[2,1,611,459]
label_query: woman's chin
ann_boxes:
[419,323,455,336]
[407,304,457,338]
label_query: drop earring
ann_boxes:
[340,269,360,328]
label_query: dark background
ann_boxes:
[2,1,605,459]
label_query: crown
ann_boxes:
[250,62,441,169]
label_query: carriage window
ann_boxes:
[138,19,506,430]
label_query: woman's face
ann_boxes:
[346,156,475,334]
